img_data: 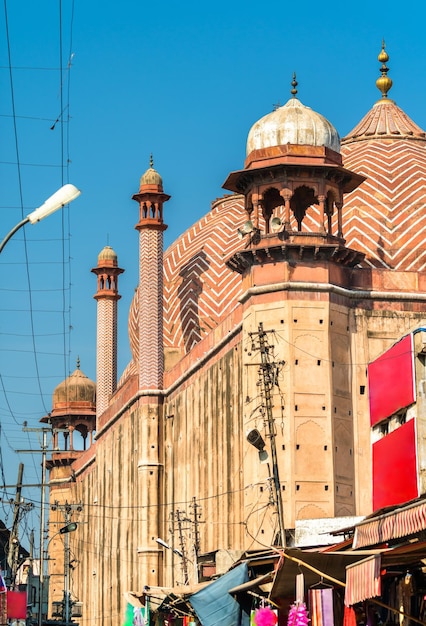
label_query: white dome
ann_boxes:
[246,97,340,155]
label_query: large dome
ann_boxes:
[340,103,426,271]
[340,45,426,271]
[246,96,340,156]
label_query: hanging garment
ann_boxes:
[343,606,356,626]
[309,588,334,626]
[296,573,305,604]
[122,600,150,626]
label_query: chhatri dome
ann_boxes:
[52,358,96,411]
[97,245,118,264]
[246,73,340,156]
[45,359,96,452]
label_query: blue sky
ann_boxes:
[1,0,425,547]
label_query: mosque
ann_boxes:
[42,44,426,625]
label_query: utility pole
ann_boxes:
[248,323,286,547]
[190,497,201,583]
[4,463,34,590]
[50,501,83,625]
[7,463,23,589]
[175,509,190,585]
[17,424,53,626]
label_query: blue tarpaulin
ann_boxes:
[189,562,250,626]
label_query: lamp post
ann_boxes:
[0,183,81,254]
[0,183,81,625]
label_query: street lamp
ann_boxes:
[60,522,77,535]
[0,183,81,254]
[156,537,194,585]
[155,537,183,558]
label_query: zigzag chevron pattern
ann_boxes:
[341,139,426,270]
[163,196,245,351]
[138,229,164,387]
[97,299,117,416]
[128,196,246,356]
[288,139,426,271]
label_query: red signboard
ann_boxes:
[6,590,27,619]
[372,419,418,510]
[368,334,415,427]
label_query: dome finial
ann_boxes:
[150,153,154,169]
[376,40,393,100]
[76,356,80,370]
[291,72,298,98]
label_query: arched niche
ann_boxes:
[290,185,318,231]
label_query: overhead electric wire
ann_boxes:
[58,0,69,382]
[2,0,49,419]
[0,65,61,70]
[0,2,77,553]
[64,0,76,378]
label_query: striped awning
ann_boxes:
[345,554,381,607]
[353,500,426,548]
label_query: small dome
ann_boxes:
[246,97,340,156]
[53,361,96,406]
[139,155,163,189]
[98,245,117,263]
[140,166,163,187]
[140,154,163,188]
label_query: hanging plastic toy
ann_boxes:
[287,602,309,626]
[254,606,278,626]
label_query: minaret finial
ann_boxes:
[376,40,393,100]
[291,72,298,98]
[150,153,154,169]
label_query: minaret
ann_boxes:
[132,156,170,390]
[131,157,170,586]
[91,245,124,417]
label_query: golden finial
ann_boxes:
[291,72,298,98]
[376,40,393,99]
[149,153,154,169]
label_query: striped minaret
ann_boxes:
[132,156,170,390]
[92,246,124,417]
